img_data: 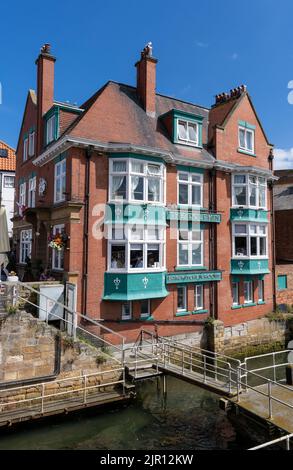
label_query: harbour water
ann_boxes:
[0,375,254,450]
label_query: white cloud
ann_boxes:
[195,41,208,48]
[274,148,293,170]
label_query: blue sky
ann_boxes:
[1,0,293,168]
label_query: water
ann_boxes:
[0,376,254,450]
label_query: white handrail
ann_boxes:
[249,433,293,450]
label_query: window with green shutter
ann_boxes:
[277,275,287,290]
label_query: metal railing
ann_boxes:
[0,367,125,416]
[249,433,293,450]
[125,331,242,391]
[1,281,126,364]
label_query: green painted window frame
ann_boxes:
[171,110,204,148]
[44,107,59,146]
[277,275,287,290]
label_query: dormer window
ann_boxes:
[238,121,255,155]
[177,120,198,145]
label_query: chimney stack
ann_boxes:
[135,42,157,118]
[35,44,56,153]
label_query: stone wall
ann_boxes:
[0,310,122,407]
[205,316,293,356]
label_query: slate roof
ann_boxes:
[63,81,214,166]
[274,170,293,211]
[0,140,16,172]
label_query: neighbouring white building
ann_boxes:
[0,140,16,237]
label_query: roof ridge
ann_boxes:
[108,80,210,111]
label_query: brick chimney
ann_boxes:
[35,44,56,153]
[135,43,157,118]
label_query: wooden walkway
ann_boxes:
[228,383,293,434]
[0,388,134,428]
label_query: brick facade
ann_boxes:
[13,44,276,344]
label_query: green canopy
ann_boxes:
[0,207,10,267]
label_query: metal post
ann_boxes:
[273,354,276,383]
[122,368,125,395]
[83,375,87,404]
[182,349,184,375]
[286,436,290,451]
[73,310,77,340]
[203,355,207,383]
[190,351,192,372]
[268,380,272,419]
[228,366,232,393]
[41,383,45,413]
[236,366,241,402]
[45,298,48,323]
[135,348,137,379]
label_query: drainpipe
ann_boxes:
[268,149,277,311]
[82,146,94,316]
[209,169,217,319]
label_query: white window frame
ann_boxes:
[54,159,66,203]
[19,182,26,212]
[28,177,36,208]
[232,223,268,259]
[51,224,65,271]
[109,158,165,205]
[238,126,254,154]
[23,137,28,162]
[232,282,239,306]
[177,226,203,267]
[28,131,35,157]
[177,171,203,207]
[258,279,264,302]
[20,229,32,264]
[46,115,56,144]
[176,119,199,146]
[121,301,132,320]
[244,280,253,304]
[177,286,187,312]
[194,284,203,310]
[140,299,151,319]
[108,225,165,273]
[232,174,267,209]
[3,175,15,188]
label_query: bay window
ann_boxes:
[178,171,202,206]
[238,126,254,154]
[109,158,164,204]
[20,229,32,264]
[232,174,267,209]
[178,226,203,267]
[54,159,66,203]
[108,225,164,271]
[233,223,267,258]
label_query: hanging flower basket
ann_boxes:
[48,232,69,251]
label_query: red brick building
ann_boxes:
[13,43,276,343]
[274,170,293,306]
